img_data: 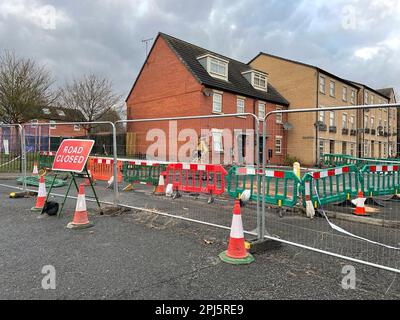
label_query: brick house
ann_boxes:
[26,106,86,151]
[249,52,398,166]
[126,33,289,165]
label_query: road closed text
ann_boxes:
[56,146,86,164]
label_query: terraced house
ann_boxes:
[249,52,398,166]
[350,82,397,159]
[126,33,289,165]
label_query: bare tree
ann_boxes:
[0,50,55,124]
[58,74,122,133]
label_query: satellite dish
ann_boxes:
[203,88,213,97]
[283,122,293,130]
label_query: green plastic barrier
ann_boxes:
[226,166,302,208]
[17,176,66,188]
[359,164,400,197]
[123,161,167,187]
[301,165,360,208]
[39,152,56,170]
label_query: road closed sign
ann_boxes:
[52,139,95,173]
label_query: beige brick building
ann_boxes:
[249,52,397,166]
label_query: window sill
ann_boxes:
[212,111,224,115]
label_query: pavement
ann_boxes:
[0,182,400,300]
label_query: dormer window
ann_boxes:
[197,54,229,81]
[57,109,66,117]
[42,108,51,115]
[241,70,268,92]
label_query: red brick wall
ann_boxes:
[126,36,287,165]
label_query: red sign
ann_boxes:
[52,139,95,173]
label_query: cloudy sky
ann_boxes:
[1,0,399,100]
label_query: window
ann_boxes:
[384,120,387,132]
[276,106,283,123]
[370,117,375,130]
[212,92,222,113]
[258,102,265,120]
[342,113,347,129]
[49,120,56,129]
[329,81,335,97]
[350,115,355,130]
[237,98,245,114]
[74,124,81,131]
[350,143,355,157]
[364,140,369,157]
[378,118,382,129]
[30,119,38,128]
[342,86,348,101]
[364,115,369,128]
[212,129,223,152]
[364,91,369,105]
[370,95,374,105]
[253,72,267,91]
[275,136,282,155]
[329,112,335,127]
[319,105,325,122]
[351,90,356,104]
[197,54,229,80]
[384,143,388,157]
[319,76,326,94]
[57,110,66,117]
[319,140,325,159]
[42,108,51,115]
[210,58,228,78]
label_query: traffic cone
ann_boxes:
[67,184,93,229]
[153,173,166,195]
[354,190,367,216]
[32,162,39,175]
[219,199,254,265]
[31,175,46,211]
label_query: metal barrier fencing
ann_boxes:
[2,105,400,274]
[39,151,56,170]
[301,165,360,208]
[263,103,400,274]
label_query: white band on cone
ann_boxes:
[75,194,87,211]
[230,214,244,239]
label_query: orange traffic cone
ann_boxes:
[219,199,254,264]
[32,162,39,175]
[31,175,46,211]
[354,190,367,216]
[67,184,93,229]
[153,173,166,195]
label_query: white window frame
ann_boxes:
[350,115,355,130]
[319,105,325,123]
[329,80,335,97]
[342,113,347,129]
[329,112,335,127]
[30,119,38,128]
[319,76,326,94]
[364,115,369,128]
[209,58,228,80]
[276,106,283,124]
[49,120,56,129]
[364,91,369,105]
[319,140,325,158]
[275,136,283,155]
[342,86,348,102]
[258,102,266,120]
[57,110,66,117]
[212,91,223,113]
[252,72,267,91]
[236,97,245,114]
[74,124,81,131]
[370,117,375,130]
[211,129,224,153]
[351,90,356,104]
[42,108,51,115]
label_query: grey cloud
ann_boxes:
[1,0,399,100]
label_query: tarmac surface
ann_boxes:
[0,181,400,299]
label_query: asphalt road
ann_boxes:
[0,183,399,299]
